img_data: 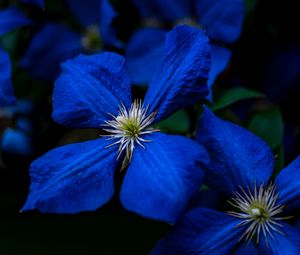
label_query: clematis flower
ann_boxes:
[152,107,300,254]
[22,25,211,223]
[126,0,244,99]
[0,7,30,107]
[21,0,121,80]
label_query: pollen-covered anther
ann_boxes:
[227,183,291,246]
[102,99,158,169]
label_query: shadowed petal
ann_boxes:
[207,44,232,100]
[22,138,119,213]
[52,52,132,128]
[275,156,300,210]
[151,207,244,255]
[125,28,166,85]
[144,25,211,122]
[0,48,16,107]
[67,0,100,26]
[0,7,30,36]
[195,0,244,43]
[21,23,82,80]
[258,223,300,255]
[120,132,208,223]
[196,107,274,194]
[21,0,44,8]
[99,0,122,48]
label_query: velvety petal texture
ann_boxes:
[258,223,300,255]
[233,242,258,255]
[125,28,166,85]
[196,107,275,194]
[275,156,300,210]
[195,0,244,43]
[21,23,82,80]
[0,7,30,36]
[144,25,211,122]
[0,48,16,107]
[120,132,208,223]
[99,0,122,48]
[207,44,232,99]
[67,0,100,26]
[21,0,44,8]
[22,138,119,213]
[52,52,132,128]
[152,208,244,255]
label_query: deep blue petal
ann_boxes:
[125,28,166,85]
[207,44,232,100]
[66,0,100,26]
[20,0,44,8]
[99,0,122,48]
[151,207,244,255]
[258,223,300,255]
[195,0,244,43]
[233,242,259,255]
[0,48,16,107]
[120,132,208,223]
[144,25,211,122]
[21,23,83,80]
[52,52,132,128]
[196,107,274,195]
[275,156,300,210]
[131,0,192,22]
[0,7,30,36]
[22,138,119,213]
[1,128,32,155]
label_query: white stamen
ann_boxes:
[102,99,158,170]
[227,183,291,246]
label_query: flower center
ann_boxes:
[227,183,290,246]
[103,100,158,169]
[81,25,102,52]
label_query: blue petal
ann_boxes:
[144,25,211,122]
[196,107,275,195]
[120,132,208,223]
[20,0,44,8]
[1,128,32,155]
[66,0,100,26]
[22,138,119,213]
[207,44,232,100]
[195,0,244,43]
[0,7,30,36]
[151,207,244,255]
[99,0,122,48]
[233,242,259,255]
[21,23,82,80]
[131,0,192,22]
[52,52,132,128]
[258,223,300,255]
[125,28,166,85]
[0,48,16,107]
[275,156,300,210]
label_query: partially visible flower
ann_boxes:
[22,25,211,223]
[126,0,244,99]
[152,107,300,254]
[21,0,121,80]
[0,7,30,107]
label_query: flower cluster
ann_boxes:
[1,0,300,254]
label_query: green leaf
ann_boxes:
[248,107,284,150]
[154,109,189,134]
[210,87,264,111]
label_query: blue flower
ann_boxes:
[0,7,30,107]
[21,0,121,80]
[22,25,211,223]
[126,0,244,98]
[152,107,300,254]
